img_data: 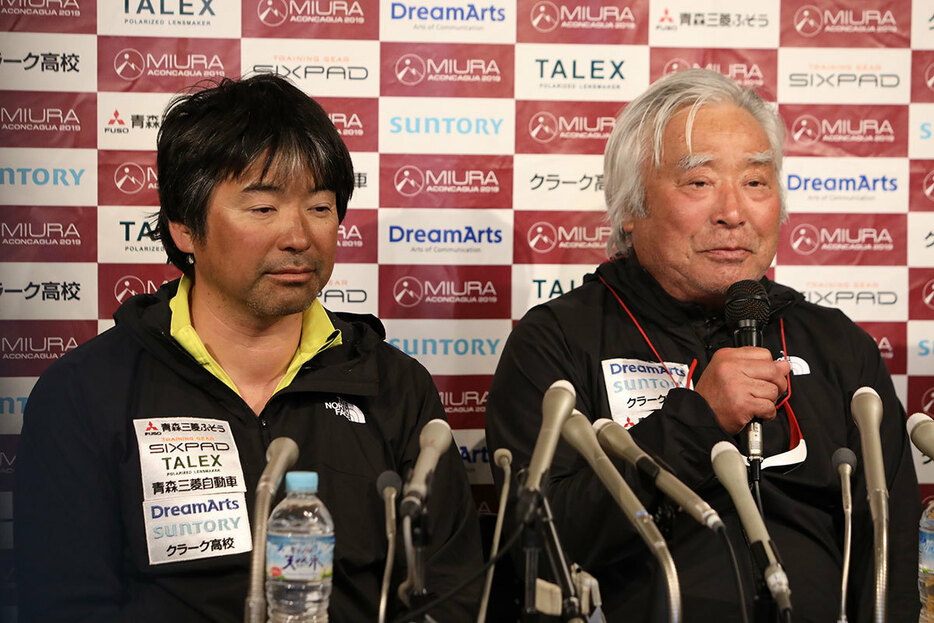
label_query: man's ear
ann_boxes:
[167,221,195,254]
[622,219,635,233]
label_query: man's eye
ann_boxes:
[252,206,275,214]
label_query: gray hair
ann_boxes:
[603,68,786,257]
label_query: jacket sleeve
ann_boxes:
[486,305,732,572]
[394,360,484,623]
[846,328,921,623]
[15,360,125,623]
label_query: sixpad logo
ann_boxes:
[393,164,500,197]
[529,1,636,33]
[790,223,894,255]
[392,275,498,307]
[792,5,897,37]
[528,110,614,144]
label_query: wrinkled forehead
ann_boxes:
[651,102,773,167]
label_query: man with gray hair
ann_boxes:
[486,69,919,621]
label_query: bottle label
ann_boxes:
[267,534,335,581]
[922,530,934,573]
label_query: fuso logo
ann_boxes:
[394,54,427,86]
[257,0,289,26]
[663,58,693,74]
[791,115,821,144]
[114,49,145,81]
[924,170,934,202]
[530,1,560,33]
[923,280,934,310]
[793,5,822,37]
[527,222,558,253]
[528,112,559,143]
[392,277,424,307]
[790,224,820,255]
[114,276,147,303]
[114,163,146,194]
[393,166,425,197]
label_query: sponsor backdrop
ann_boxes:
[1,0,933,614]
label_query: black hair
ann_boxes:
[151,73,355,275]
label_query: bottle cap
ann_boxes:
[285,471,318,493]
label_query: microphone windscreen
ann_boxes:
[725,280,770,326]
[831,447,857,472]
[377,470,402,496]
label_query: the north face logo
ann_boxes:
[324,397,366,424]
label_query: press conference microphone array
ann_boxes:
[562,410,681,623]
[378,470,402,623]
[400,419,454,519]
[710,441,792,617]
[832,448,857,623]
[245,437,300,623]
[725,280,771,482]
[593,418,724,532]
[477,448,512,623]
[517,379,577,522]
[850,387,888,623]
[908,412,934,460]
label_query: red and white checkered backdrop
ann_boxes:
[1,0,933,615]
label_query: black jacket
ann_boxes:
[486,255,920,622]
[15,279,483,622]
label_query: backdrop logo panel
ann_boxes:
[775,265,907,322]
[1,91,96,149]
[379,97,514,154]
[909,320,934,376]
[908,212,934,267]
[99,0,240,38]
[241,37,379,97]
[514,42,649,102]
[379,264,510,319]
[318,96,378,152]
[1,205,96,263]
[781,104,908,157]
[381,42,513,98]
[98,36,239,92]
[98,150,158,206]
[780,0,910,48]
[0,377,36,435]
[861,320,907,375]
[515,101,619,154]
[335,208,377,263]
[244,0,377,39]
[0,147,97,206]
[910,267,934,320]
[382,318,511,375]
[779,47,911,104]
[648,0,779,49]
[97,263,180,320]
[380,1,515,43]
[348,151,378,207]
[96,92,171,151]
[510,262,590,319]
[0,262,97,320]
[777,213,905,265]
[97,205,164,264]
[517,0,647,44]
[319,263,378,315]
[0,320,98,376]
[783,156,908,213]
[513,153,606,211]
[513,210,610,264]
[378,208,512,265]
[911,103,934,160]
[433,374,490,428]
[912,51,934,103]
[0,0,96,33]
[380,154,512,208]
[0,32,95,92]
[910,160,934,210]
[650,47,778,100]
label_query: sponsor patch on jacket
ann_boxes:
[601,358,691,428]
[783,355,810,376]
[324,397,366,423]
[134,417,251,565]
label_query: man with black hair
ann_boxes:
[16,73,482,622]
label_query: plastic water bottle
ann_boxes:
[920,500,934,622]
[266,471,335,622]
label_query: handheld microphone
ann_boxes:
[400,419,453,519]
[832,448,857,623]
[377,471,402,623]
[517,380,577,521]
[711,441,792,615]
[850,387,888,623]
[245,437,300,623]
[907,412,934,460]
[725,280,770,479]
[594,418,723,531]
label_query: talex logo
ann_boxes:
[390,2,506,22]
[120,219,156,242]
[532,277,580,299]
[535,58,624,80]
[0,167,84,186]
[124,0,215,16]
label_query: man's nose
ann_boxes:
[715,183,746,227]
